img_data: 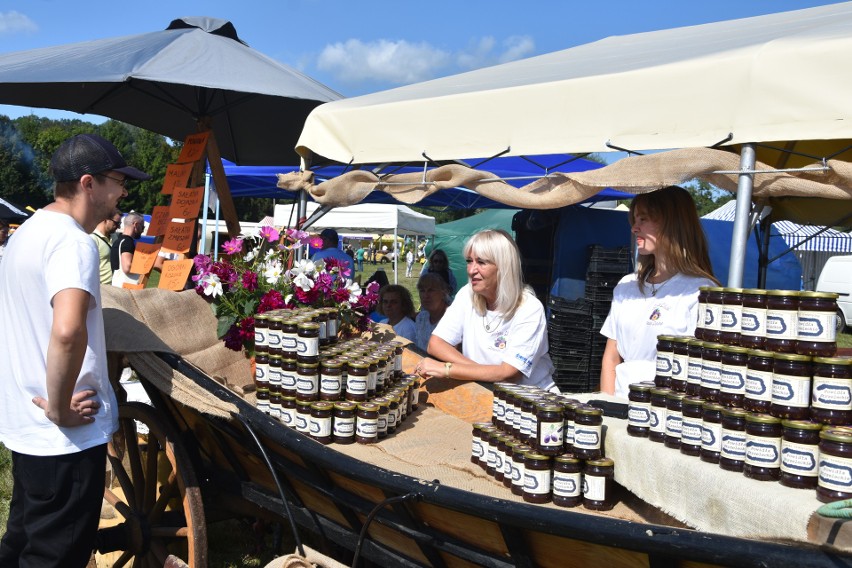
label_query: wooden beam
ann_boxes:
[197,118,241,238]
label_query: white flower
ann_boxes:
[285,293,294,305]
[293,272,314,292]
[244,248,258,262]
[346,279,362,303]
[263,260,284,285]
[201,274,223,298]
[239,226,261,240]
[289,258,316,278]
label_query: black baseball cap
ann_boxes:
[49,134,152,183]
[320,228,339,242]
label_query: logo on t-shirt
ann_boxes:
[494,334,507,350]
[649,308,662,321]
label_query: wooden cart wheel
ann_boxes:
[100,402,207,568]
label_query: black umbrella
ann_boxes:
[0,197,30,222]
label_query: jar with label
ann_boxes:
[695,287,709,340]
[818,427,852,503]
[386,395,400,434]
[281,319,299,359]
[523,453,552,504]
[719,287,744,345]
[680,396,704,457]
[561,398,578,453]
[319,359,343,401]
[535,402,565,455]
[494,436,510,483]
[649,387,670,443]
[796,291,839,357]
[740,289,768,349]
[670,337,690,391]
[511,445,531,496]
[267,353,282,392]
[492,384,507,430]
[664,392,685,449]
[685,340,703,395]
[253,352,269,391]
[267,316,283,356]
[811,357,852,425]
[345,361,369,402]
[519,395,538,444]
[356,402,379,444]
[552,456,583,508]
[254,314,269,354]
[703,287,725,343]
[471,423,489,465]
[627,382,653,437]
[484,429,499,477]
[256,387,270,415]
[295,362,319,402]
[309,402,334,444]
[314,310,329,347]
[745,349,774,413]
[780,420,821,489]
[573,405,603,460]
[478,425,497,471]
[719,407,748,472]
[655,335,674,388]
[770,353,812,420]
[504,440,521,488]
[295,399,312,433]
[280,396,296,428]
[365,356,380,398]
[296,322,320,364]
[333,401,356,444]
[699,342,723,402]
[269,389,282,421]
[765,290,800,353]
[744,413,782,481]
[583,457,615,511]
[700,402,724,464]
[325,307,340,345]
[374,397,390,438]
[718,346,749,408]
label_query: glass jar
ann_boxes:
[649,387,670,443]
[355,402,379,444]
[745,349,774,413]
[295,399,312,433]
[319,359,343,401]
[695,286,709,340]
[719,407,748,472]
[281,318,299,359]
[703,286,725,343]
[315,309,329,347]
[296,362,319,402]
[627,381,653,437]
[267,316,283,357]
[535,402,565,455]
[818,427,852,503]
[374,397,389,439]
[699,342,723,402]
[386,395,400,435]
[256,386,270,415]
[471,422,489,465]
[701,402,724,464]
[522,453,552,504]
[718,346,749,408]
[573,405,603,460]
[664,392,685,449]
[365,356,380,398]
[765,290,800,353]
[561,398,579,454]
[494,435,509,483]
[280,395,296,428]
[296,322,320,364]
[796,291,839,357]
[719,287,744,345]
[254,313,269,354]
[811,357,852,425]
[511,444,531,496]
[684,339,703,395]
[333,401,356,444]
[740,289,768,349]
[254,351,269,391]
[671,337,690,391]
[680,396,704,457]
[269,389,282,422]
[325,307,340,345]
[780,420,821,489]
[770,353,812,420]
[492,384,507,430]
[477,425,497,471]
[655,335,674,388]
[345,361,369,402]
[503,440,521,488]
[309,401,334,444]
[552,456,583,508]
[744,413,782,481]
[267,353,283,393]
[583,458,615,511]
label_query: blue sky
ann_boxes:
[0,0,846,122]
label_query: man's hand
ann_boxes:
[32,388,99,427]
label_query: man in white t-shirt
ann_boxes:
[0,134,150,567]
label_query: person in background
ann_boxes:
[109,210,145,286]
[416,229,556,392]
[414,272,452,351]
[311,228,352,276]
[0,219,9,263]
[355,245,365,272]
[90,208,122,285]
[0,133,149,568]
[377,284,417,342]
[405,247,415,277]
[600,186,719,399]
[420,248,457,294]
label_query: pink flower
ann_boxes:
[241,270,258,292]
[309,236,324,249]
[259,226,280,243]
[322,257,351,278]
[285,228,311,245]
[314,272,333,294]
[332,287,350,304]
[222,238,244,255]
[193,254,212,275]
[258,290,285,313]
[295,286,319,305]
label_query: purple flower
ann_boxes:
[241,270,258,292]
[259,226,280,243]
[314,272,333,294]
[259,290,285,313]
[222,324,243,351]
[193,254,212,275]
[222,238,244,255]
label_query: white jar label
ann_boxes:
[701,362,722,388]
[745,436,781,468]
[681,418,703,445]
[523,468,551,495]
[672,353,688,381]
[765,310,798,340]
[512,460,525,486]
[295,413,309,432]
[472,437,484,460]
[819,454,852,493]
[772,373,811,408]
[665,412,682,438]
[281,332,298,350]
[797,310,836,342]
[745,369,772,402]
[781,440,818,475]
[268,330,282,348]
[740,307,766,336]
[281,407,296,427]
[347,376,368,395]
[573,424,601,450]
[721,305,742,331]
[721,429,746,460]
[281,371,297,390]
[705,304,721,331]
[334,417,354,436]
[628,402,652,427]
[356,418,377,437]
[296,373,318,395]
[296,336,319,357]
[720,365,746,393]
[687,359,703,385]
[552,471,582,497]
[702,421,722,452]
[812,377,852,410]
[583,475,607,501]
[649,406,667,434]
[538,421,564,447]
[656,352,673,377]
[310,417,332,437]
[320,374,342,394]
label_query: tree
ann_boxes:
[684,179,734,217]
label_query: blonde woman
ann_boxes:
[416,229,556,392]
[600,186,719,398]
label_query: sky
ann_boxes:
[0,0,847,124]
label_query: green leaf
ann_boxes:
[217,315,237,339]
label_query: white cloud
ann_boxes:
[317,34,535,86]
[0,11,37,35]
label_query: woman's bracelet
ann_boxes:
[444,361,453,378]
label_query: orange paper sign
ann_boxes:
[162,163,193,195]
[168,186,204,220]
[147,206,172,237]
[129,242,161,275]
[177,132,210,164]
[161,221,195,254]
[158,259,193,291]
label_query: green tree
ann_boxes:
[684,179,734,216]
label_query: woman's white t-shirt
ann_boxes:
[601,272,716,398]
[433,284,555,390]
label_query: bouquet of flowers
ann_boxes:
[193,226,379,354]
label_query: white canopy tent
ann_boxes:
[294,2,852,287]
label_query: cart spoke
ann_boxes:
[143,438,160,513]
[149,472,178,522]
[123,421,146,510]
[103,486,134,520]
[107,453,137,513]
[112,550,132,568]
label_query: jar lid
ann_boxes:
[298,322,320,331]
[666,392,686,401]
[721,345,749,354]
[747,349,775,358]
[656,334,676,342]
[574,404,603,416]
[707,286,725,293]
[348,361,369,369]
[297,362,319,369]
[702,401,725,412]
[781,419,823,431]
[535,402,564,413]
[471,422,491,430]
[524,452,550,461]
[650,387,672,396]
[310,401,333,411]
[820,427,852,443]
[268,353,282,360]
[687,339,705,348]
[255,314,269,322]
[671,336,692,344]
[322,360,343,369]
[799,291,840,299]
[745,413,781,425]
[638,380,657,388]
[773,353,812,362]
[721,407,747,418]
[586,457,615,467]
[698,286,712,292]
[373,396,389,406]
[702,342,724,350]
[281,395,297,402]
[555,455,581,464]
[357,402,379,412]
[628,382,652,393]
[270,316,284,323]
[766,289,801,296]
[283,318,300,325]
[742,288,767,295]
[683,396,704,407]
[813,356,852,366]
[296,399,313,407]
[722,287,745,293]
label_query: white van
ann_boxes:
[816,255,852,332]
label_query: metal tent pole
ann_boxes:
[727,144,756,287]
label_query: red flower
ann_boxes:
[258,290,285,313]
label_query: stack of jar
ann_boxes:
[631,287,851,502]
[471,383,617,511]
[252,308,419,446]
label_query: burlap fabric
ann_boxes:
[277,147,852,209]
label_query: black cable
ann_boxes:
[350,492,423,568]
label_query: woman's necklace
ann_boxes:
[483,311,502,332]
[649,275,673,297]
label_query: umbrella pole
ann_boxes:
[727,144,756,287]
[197,118,242,238]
